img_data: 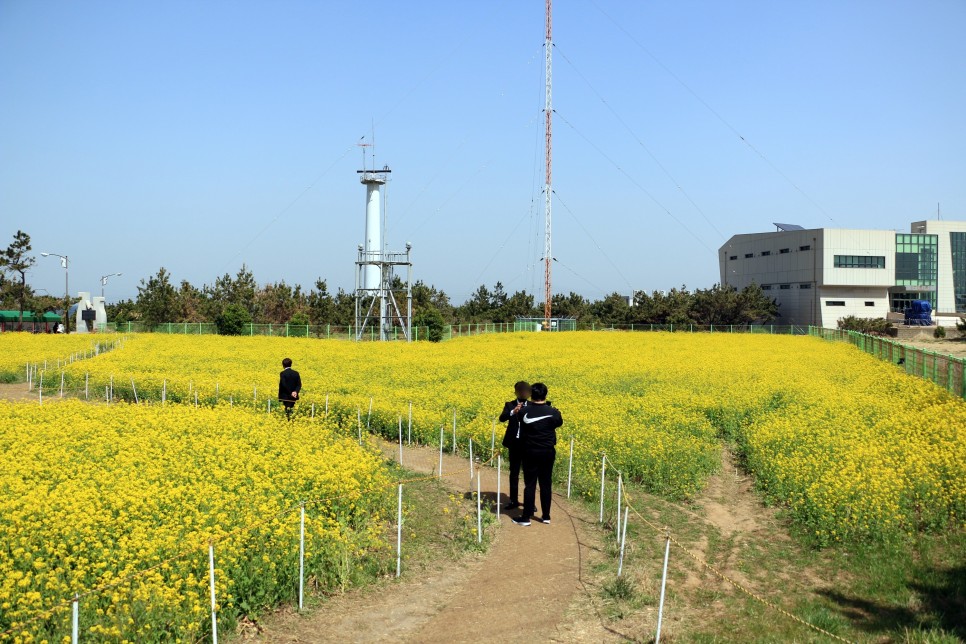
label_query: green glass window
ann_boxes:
[952,232,966,313]
[834,255,885,268]
[894,233,938,309]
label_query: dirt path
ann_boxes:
[251,442,604,643]
[0,383,35,401]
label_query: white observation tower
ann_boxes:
[354,164,413,341]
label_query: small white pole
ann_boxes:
[325,393,329,416]
[357,409,362,443]
[469,438,474,481]
[452,409,457,454]
[162,379,166,405]
[599,455,607,523]
[109,374,113,402]
[567,436,574,499]
[209,542,219,644]
[229,396,233,408]
[311,403,315,418]
[85,372,89,401]
[476,472,482,543]
[438,425,444,479]
[396,484,403,577]
[655,530,671,643]
[497,455,502,519]
[407,401,412,445]
[59,371,64,397]
[39,371,43,405]
[215,382,219,401]
[27,364,31,390]
[367,397,373,429]
[398,416,403,464]
[490,420,496,456]
[618,507,630,577]
[267,399,271,414]
[616,474,623,539]
[253,385,257,405]
[298,503,305,611]
[71,593,79,644]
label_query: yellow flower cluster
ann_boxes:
[0,333,117,382]
[0,400,390,642]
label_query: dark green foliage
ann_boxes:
[837,316,893,334]
[414,306,445,342]
[0,230,36,329]
[215,303,252,335]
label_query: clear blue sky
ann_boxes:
[2,0,964,304]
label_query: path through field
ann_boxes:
[249,442,617,643]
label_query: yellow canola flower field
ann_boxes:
[50,331,966,545]
[0,400,391,642]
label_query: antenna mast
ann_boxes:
[543,0,553,328]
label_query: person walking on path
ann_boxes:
[278,358,302,421]
[512,382,562,527]
[498,381,531,511]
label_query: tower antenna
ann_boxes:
[543,0,553,328]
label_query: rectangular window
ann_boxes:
[799,283,811,289]
[779,248,790,254]
[779,284,791,290]
[761,285,772,290]
[800,245,811,251]
[951,232,966,313]
[834,255,886,269]
[729,255,737,260]
[865,301,875,306]
[825,301,846,306]
[761,250,771,256]
[744,253,754,259]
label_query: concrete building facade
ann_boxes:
[719,221,966,327]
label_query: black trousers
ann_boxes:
[522,448,556,519]
[508,445,523,503]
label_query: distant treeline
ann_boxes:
[94,265,778,330]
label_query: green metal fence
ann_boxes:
[809,326,966,399]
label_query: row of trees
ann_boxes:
[2,229,780,332]
[112,265,779,329]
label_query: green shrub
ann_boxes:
[215,304,252,335]
[837,316,893,335]
[414,307,445,342]
[934,325,946,339]
[958,317,966,338]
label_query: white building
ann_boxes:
[719,220,966,328]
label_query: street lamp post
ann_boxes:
[41,253,69,334]
[100,272,122,299]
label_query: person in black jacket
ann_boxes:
[278,358,302,421]
[512,382,563,526]
[498,381,531,511]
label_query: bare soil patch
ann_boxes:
[0,383,35,402]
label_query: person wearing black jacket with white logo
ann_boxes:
[498,381,531,511]
[512,382,563,526]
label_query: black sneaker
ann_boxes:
[535,516,551,525]
[503,501,520,511]
[511,516,531,526]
